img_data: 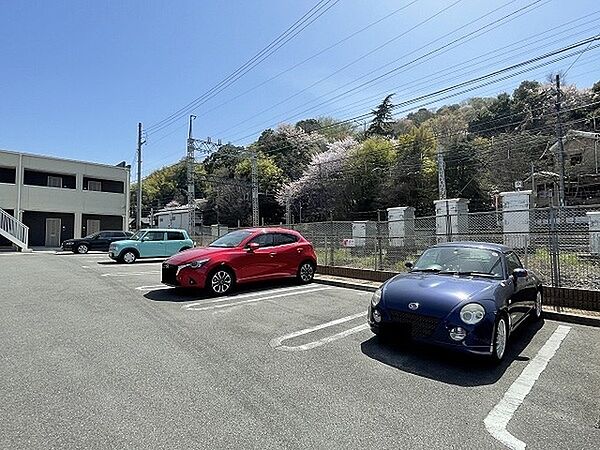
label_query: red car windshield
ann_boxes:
[209,230,254,248]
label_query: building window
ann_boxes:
[24,170,76,189]
[83,176,124,193]
[0,167,16,184]
[570,154,583,166]
[47,175,63,188]
[88,180,102,191]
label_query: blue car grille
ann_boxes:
[388,310,439,338]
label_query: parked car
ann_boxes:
[368,242,542,362]
[62,230,133,253]
[108,229,194,263]
[161,228,317,295]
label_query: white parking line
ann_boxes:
[484,324,571,450]
[184,287,332,311]
[182,284,319,308]
[270,312,369,352]
[135,284,168,291]
[101,271,160,277]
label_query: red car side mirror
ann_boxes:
[246,242,260,252]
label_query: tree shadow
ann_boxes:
[360,319,545,387]
[143,278,301,303]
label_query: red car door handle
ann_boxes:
[297,248,303,253]
[270,252,276,257]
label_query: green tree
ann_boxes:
[254,124,325,181]
[468,92,514,136]
[383,126,437,213]
[366,94,395,137]
[443,138,490,211]
[203,143,245,176]
[346,137,395,212]
[131,160,206,216]
[406,108,434,126]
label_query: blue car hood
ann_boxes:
[111,239,139,247]
[382,272,500,318]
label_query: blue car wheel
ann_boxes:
[491,316,508,363]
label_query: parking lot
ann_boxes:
[1,251,599,449]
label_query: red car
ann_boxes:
[161,228,317,295]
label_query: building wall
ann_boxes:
[81,214,123,236]
[0,149,130,245]
[22,211,75,247]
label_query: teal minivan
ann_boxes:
[108,229,194,263]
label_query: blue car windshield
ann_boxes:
[209,230,254,248]
[412,247,503,278]
[130,231,145,241]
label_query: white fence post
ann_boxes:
[387,206,415,247]
[433,198,469,243]
[588,212,600,255]
[501,190,532,249]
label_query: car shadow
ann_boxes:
[143,278,301,303]
[54,251,106,255]
[97,259,165,265]
[360,319,545,387]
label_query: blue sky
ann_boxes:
[1,0,599,178]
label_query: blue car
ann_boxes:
[368,242,542,362]
[108,229,194,264]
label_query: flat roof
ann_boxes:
[0,148,130,172]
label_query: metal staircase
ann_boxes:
[0,207,30,251]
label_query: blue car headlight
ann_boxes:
[371,288,382,307]
[460,303,485,325]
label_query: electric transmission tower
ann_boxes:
[186,115,223,235]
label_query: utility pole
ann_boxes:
[437,144,447,200]
[595,138,598,174]
[187,115,196,235]
[531,162,536,205]
[136,123,145,230]
[285,194,291,225]
[251,148,259,226]
[555,74,566,207]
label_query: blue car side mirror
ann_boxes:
[512,268,528,278]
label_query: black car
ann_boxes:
[61,231,133,254]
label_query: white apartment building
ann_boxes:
[0,149,130,249]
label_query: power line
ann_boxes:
[141,56,600,177]
[187,1,421,124]
[220,0,549,140]
[563,33,600,77]
[273,16,600,127]
[142,19,600,171]
[215,0,470,137]
[145,0,340,136]
[241,37,600,158]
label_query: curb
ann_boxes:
[315,277,600,328]
[542,311,600,328]
[314,277,379,293]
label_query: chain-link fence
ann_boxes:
[190,205,600,291]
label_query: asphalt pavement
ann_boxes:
[1,251,598,449]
